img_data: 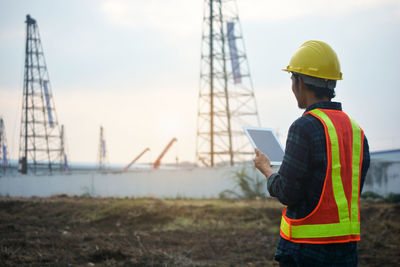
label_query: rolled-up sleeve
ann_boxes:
[360,135,370,193]
[267,173,279,197]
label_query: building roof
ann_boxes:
[370,149,400,161]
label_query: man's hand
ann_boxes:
[254,148,274,179]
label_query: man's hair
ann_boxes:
[293,73,336,100]
[305,83,336,99]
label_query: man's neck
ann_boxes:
[305,96,330,109]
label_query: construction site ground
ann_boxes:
[0,196,399,266]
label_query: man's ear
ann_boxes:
[298,76,306,91]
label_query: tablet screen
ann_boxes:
[244,127,284,163]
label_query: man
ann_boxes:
[254,40,370,267]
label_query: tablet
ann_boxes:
[243,126,284,165]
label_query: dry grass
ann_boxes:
[0,197,398,266]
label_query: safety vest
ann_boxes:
[280,108,365,244]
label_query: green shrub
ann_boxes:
[384,193,400,203]
[220,166,267,199]
[360,191,400,203]
[360,191,383,200]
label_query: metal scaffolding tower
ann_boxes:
[61,124,69,173]
[196,0,260,167]
[98,126,108,171]
[18,14,65,174]
[0,117,9,173]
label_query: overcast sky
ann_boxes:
[0,0,399,164]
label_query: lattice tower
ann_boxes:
[196,0,260,167]
[0,117,9,173]
[98,126,108,171]
[18,15,65,174]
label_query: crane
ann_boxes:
[153,138,177,169]
[123,148,150,172]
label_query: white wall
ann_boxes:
[0,165,270,198]
[1,160,398,198]
[363,161,400,196]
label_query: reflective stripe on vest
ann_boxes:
[279,108,364,244]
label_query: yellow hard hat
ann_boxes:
[282,40,342,80]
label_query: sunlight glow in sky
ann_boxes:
[0,0,399,164]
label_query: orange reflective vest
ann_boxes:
[280,108,365,244]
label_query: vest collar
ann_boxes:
[304,101,342,114]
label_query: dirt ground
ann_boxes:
[0,197,399,266]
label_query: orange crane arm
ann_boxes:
[123,148,150,172]
[153,138,177,169]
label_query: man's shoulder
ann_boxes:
[289,113,322,134]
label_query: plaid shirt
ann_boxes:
[267,101,370,266]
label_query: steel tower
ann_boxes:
[60,125,69,173]
[18,15,65,174]
[196,0,260,167]
[0,117,9,173]
[98,126,108,171]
